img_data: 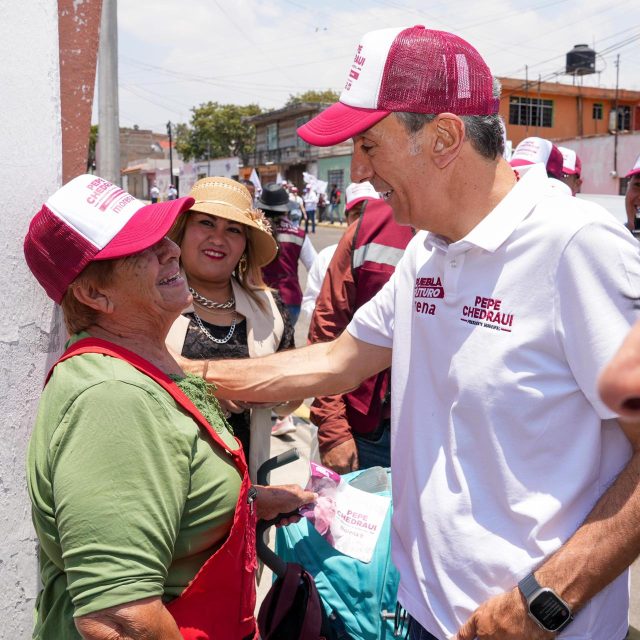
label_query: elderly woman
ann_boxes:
[167,177,302,480]
[23,175,314,640]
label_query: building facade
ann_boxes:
[499,76,640,147]
[246,103,352,196]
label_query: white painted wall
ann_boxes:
[1,1,66,636]
[558,132,640,195]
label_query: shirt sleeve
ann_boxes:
[300,235,318,271]
[555,218,640,418]
[50,380,192,617]
[347,268,397,349]
[308,225,358,452]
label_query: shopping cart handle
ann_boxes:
[256,449,301,578]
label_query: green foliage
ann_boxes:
[285,89,339,106]
[87,124,98,171]
[175,102,263,165]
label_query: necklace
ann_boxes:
[192,310,237,344]
[189,287,235,310]
[193,302,235,315]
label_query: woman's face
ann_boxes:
[599,320,640,420]
[180,213,248,287]
[107,236,190,321]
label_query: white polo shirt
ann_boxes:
[348,164,640,639]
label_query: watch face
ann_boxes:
[530,590,571,631]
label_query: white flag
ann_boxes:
[249,168,262,195]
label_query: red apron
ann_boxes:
[47,337,258,640]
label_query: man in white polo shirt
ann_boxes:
[181,26,640,640]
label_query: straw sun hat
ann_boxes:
[188,177,277,267]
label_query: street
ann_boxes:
[264,221,640,636]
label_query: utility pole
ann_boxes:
[207,140,211,176]
[613,54,620,180]
[97,0,121,185]
[166,120,174,193]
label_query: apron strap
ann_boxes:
[47,337,246,470]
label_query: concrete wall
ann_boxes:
[556,132,640,194]
[0,1,65,636]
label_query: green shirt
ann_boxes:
[27,335,241,639]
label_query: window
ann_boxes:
[509,97,554,127]
[327,169,344,193]
[266,123,278,151]
[592,103,603,120]
[295,117,310,149]
[619,177,630,196]
[617,106,631,131]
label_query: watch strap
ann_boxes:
[518,572,541,599]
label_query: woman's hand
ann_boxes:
[254,484,317,524]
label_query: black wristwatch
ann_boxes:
[518,573,573,633]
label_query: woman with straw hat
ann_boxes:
[167,177,302,480]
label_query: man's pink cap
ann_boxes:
[24,174,194,303]
[558,146,582,176]
[345,181,380,211]
[509,137,564,180]
[627,154,640,178]
[297,25,499,147]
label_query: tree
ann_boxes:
[285,89,339,106]
[87,124,98,172]
[175,102,263,166]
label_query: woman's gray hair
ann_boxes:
[394,77,504,160]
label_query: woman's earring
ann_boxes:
[238,253,248,276]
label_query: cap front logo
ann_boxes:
[345,44,366,92]
[86,177,136,214]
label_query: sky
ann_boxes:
[109,0,640,133]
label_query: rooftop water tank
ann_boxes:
[566,44,596,76]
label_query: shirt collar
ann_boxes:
[425,163,550,254]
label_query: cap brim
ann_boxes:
[96,196,194,260]
[346,196,373,211]
[562,168,579,175]
[297,102,390,147]
[509,158,536,167]
[626,168,640,178]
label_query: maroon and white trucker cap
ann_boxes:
[558,146,582,176]
[345,182,380,211]
[509,137,564,180]
[627,154,640,178]
[297,25,499,147]
[24,174,194,303]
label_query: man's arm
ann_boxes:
[456,419,640,640]
[179,330,391,404]
[308,224,361,472]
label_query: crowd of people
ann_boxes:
[22,21,640,640]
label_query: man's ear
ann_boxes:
[432,114,465,169]
[72,282,114,314]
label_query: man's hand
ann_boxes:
[255,484,317,524]
[455,588,553,640]
[320,439,359,474]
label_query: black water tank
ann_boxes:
[566,44,596,75]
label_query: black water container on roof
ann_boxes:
[566,44,596,76]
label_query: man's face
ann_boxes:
[346,201,365,226]
[559,172,582,196]
[351,115,430,228]
[626,174,640,223]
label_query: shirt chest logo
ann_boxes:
[414,276,444,316]
[461,295,515,332]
